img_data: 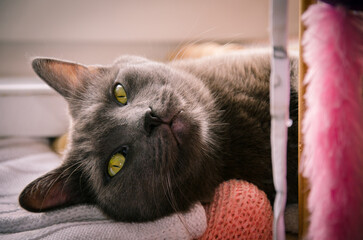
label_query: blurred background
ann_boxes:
[0,0,299,136]
[0,0,299,77]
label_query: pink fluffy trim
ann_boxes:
[302,3,363,240]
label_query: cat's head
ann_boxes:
[19,56,222,221]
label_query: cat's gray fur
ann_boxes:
[19,51,298,222]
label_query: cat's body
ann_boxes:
[171,53,298,204]
[19,51,298,222]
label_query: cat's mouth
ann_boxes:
[145,108,191,146]
[169,110,189,145]
[155,110,190,146]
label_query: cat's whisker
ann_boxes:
[159,173,175,214]
[170,15,203,58]
[39,170,66,211]
[78,168,88,196]
[150,140,163,217]
[159,142,181,215]
[62,161,84,189]
[171,31,249,62]
[154,138,176,215]
[40,160,84,208]
[172,38,206,61]
[150,171,160,216]
[165,172,178,212]
[164,169,193,237]
[221,32,248,46]
[170,27,218,61]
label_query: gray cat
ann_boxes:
[19,51,298,222]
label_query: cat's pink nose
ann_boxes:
[144,109,162,135]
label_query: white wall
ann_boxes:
[0,0,299,77]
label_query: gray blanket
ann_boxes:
[0,138,206,239]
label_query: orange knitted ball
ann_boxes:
[199,180,273,240]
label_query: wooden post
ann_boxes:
[298,0,315,239]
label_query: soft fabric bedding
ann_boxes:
[0,138,207,240]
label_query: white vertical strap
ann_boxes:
[269,0,290,240]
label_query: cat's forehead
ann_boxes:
[80,57,169,100]
[113,56,172,80]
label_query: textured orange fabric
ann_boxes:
[198,180,273,240]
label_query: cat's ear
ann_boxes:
[19,166,85,212]
[32,58,100,98]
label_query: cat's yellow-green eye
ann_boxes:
[108,153,126,177]
[114,84,127,105]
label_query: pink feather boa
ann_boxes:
[302,3,363,240]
